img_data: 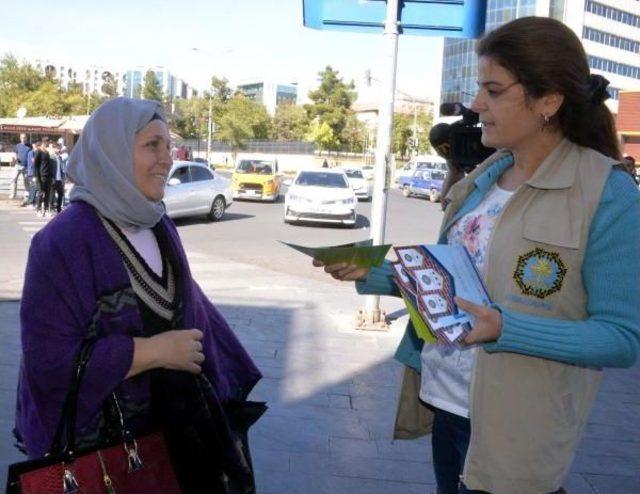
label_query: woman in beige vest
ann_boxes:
[314,16,640,494]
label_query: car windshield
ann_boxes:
[430,171,446,180]
[236,160,274,174]
[295,172,348,188]
[345,170,363,179]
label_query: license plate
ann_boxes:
[242,190,260,196]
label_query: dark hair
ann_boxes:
[476,17,621,160]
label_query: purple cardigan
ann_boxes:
[15,202,262,458]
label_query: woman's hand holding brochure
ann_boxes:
[454,296,503,345]
[312,259,370,282]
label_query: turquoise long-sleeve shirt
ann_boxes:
[356,168,640,369]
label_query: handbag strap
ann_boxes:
[49,337,97,457]
[48,338,134,458]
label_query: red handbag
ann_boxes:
[6,339,182,494]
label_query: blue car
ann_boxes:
[399,169,446,202]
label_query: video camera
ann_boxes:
[429,103,495,173]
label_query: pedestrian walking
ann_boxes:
[25,143,38,207]
[10,133,31,202]
[13,97,266,493]
[48,142,65,213]
[314,16,640,494]
[34,139,51,216]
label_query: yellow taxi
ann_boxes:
[231,156,281,202]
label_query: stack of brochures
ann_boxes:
[391,244,492,345]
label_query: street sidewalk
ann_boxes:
[0,213,639,493]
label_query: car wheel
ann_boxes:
[209,195,226,221]
[429,189,439,203]
[402,185,411,197]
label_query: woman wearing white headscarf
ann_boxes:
[15,97,264,493]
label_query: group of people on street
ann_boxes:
[9,134,69,216]
[8,15,640,494]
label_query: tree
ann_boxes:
[392,108,434,158]
[305,66,357,150]
[305,120,338,151]
[392,113,414,158]
[216,94,273,161]
[341,114,367,153]
[211,76,232,103]
[100,71,118,98]
[172,97,209,140]
[271,103,309,141]
[142,70,163,101]
[0,54,47,117]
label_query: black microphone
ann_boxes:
[428,123,452,160]
[439,102,466,117]
[439,102,479,125]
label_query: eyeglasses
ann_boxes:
[462,80,520,105]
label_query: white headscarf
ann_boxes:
[66,97,167,229]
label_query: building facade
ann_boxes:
[35,60,125,97]
[617,90,640,157]
[33,60,196,100]
[440,0,640,114]
[123,66,196,100]
[236,80,298,114]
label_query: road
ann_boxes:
[0,172,446,297]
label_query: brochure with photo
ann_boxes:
[392,244,492,345]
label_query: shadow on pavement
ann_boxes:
[1,299,639,494]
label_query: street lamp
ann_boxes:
[192,47,233,165]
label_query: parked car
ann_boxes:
[395,154,447,185]
[343,168,372,201]
[361,165,374,180]
[398,168,446,202]
[231,155,281,201]
[192,157,214,170]
[163,161,233,221]
[284,169,356,227]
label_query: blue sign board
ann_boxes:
[303,0,487,38]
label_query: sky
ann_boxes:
[0,0,444,105]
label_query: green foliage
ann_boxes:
[142,70,163,102]
[216,94,272,149]
[271,103,309,141]
[101,71,118,98]
[341,114,367,153]
[392,108,434,158]
[305,120,338,151]
[0,54,108,117]
[305,66,357,150]
[172,97,209,139]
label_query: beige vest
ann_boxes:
[437,140,615,493]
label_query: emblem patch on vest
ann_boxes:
[513,247,567,299]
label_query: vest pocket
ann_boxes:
[522,189,582,249]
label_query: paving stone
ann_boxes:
[561,473,597,494]
[583,474,640,494]
[329,436,379,459]
[572,451,640,477]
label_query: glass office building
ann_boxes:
[440,0,640,113]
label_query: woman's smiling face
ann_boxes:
[133,119,173,202]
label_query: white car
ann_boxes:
[284,169,357,227]
[343,168,372,201]
[163,161,233,221]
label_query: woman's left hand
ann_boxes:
[455,296,503,345]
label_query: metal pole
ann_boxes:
[357,0,399,331]
[207,95,213,164]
